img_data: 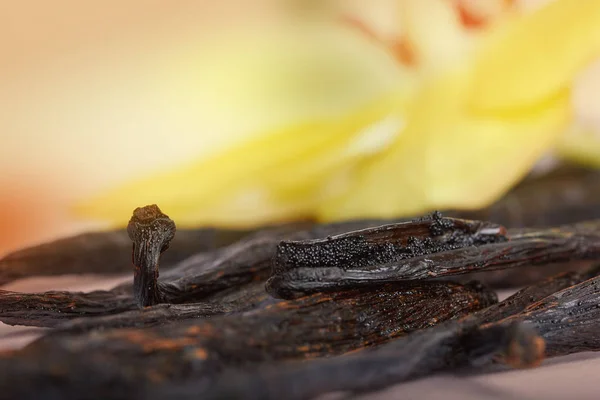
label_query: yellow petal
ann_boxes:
[75,94,407,227]
[318,67,571,221]
[161,22,410,143]
[75,22,417,227]
[556,123,600,168]
[471,0,600,111]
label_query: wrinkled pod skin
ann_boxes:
[127,205,176,308]
[5,206,600,399]
[268,218,600,299]
[0,281,498,399]
[164,321,545,400]
[171,268,600,400]
[497,273,600,357]
[4,214,600,327]
[0,213,412,327]
[267,213,509,298]
[197,268,600,400]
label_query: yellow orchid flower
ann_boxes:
[77,0,600,228]
[76,22,416,228]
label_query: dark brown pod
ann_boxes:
[0,227,249,286]
[268,218,600,298]
[0,280,496,399]
[0,215,413,327]
[167,321,544,400]
[498,273,600,357]
[474,270,587,324]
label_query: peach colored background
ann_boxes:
[0,0,299,255]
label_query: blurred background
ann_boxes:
[2,0,600,256]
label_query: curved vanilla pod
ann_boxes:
[0,280,496,399]
[450,262,594,290]
[51,281,275,333]
[268,217,600,299]
[127,205,177,307]
[0,212,399,327]
[0,288,136,327]
[0,227,250,287]
[497,273,600,357]
[189,321,544,400]
[0,237,279,327]
[475,270,588,324]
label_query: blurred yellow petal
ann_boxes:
[318,68,571,220]
[75,23,416,227]
[162,23,411,141]
[559,57,600,167]
[76,94,407,227]
[556,123,600,168]
[471,0,600,111]
[72,2,593,230]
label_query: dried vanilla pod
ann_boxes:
[0,210,410,327]
[474,271,587,324]
[127,205,177,307]
[4,211,600,328]
[193,268,600,400]
[169,270,600,400]
[162,321,544,400]
[450,261,594,289]
[496,273,600,357]
[184,269,600,400]
[52,281,275,333]
[0,288,136,327]
[8,201,600,400]
[0,213,398,287]
[268,217,600,298]
[0,280,497,399]
[0,227,250,286]
[267,212,508,298]
[0,236,278,327]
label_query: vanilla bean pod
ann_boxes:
[474,271,587,324]
[268,218,600,298]
[173,269,600,400]
[0,215,397,287]
[127,205,177,307]
[6,209,600,399]
[52,282,275,333]
[496,273,600,356]
[0,235,281,327]
[0,227,250,286]
[192,270,600,400]
[0,288,136,327]
[166,321,544,400]
[5,212,600,327]
[0,210,395,327]
[450,261,594,289]
[0,279,496,399]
